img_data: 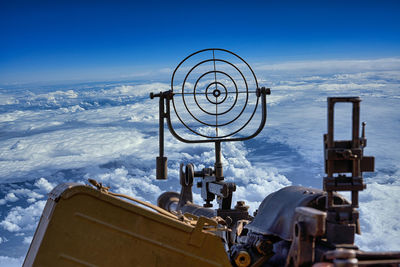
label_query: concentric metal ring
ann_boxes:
[206,82,227,104]
[171,48,259,139]
[193,70,238,118]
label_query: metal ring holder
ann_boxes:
[171,48,261,140]
[151,48,270,209]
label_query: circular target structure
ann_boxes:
[171,48,259,139]
[186,62,247,127]
[192,70,239,117]
[206,82,227,104]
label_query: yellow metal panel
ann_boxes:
[24,184,231,267]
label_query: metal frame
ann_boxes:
[151,48,270,212]
[323,97,374,245]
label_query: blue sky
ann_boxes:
[1,2,400,264]
[1,0,399,84]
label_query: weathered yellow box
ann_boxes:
[24,183,231,267]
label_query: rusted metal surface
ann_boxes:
[324,97,375,245]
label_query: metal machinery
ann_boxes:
[24,49,400,267]
[152,49,400,266]
[151,48,269,216]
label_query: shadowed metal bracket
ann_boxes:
[323,97,375,245]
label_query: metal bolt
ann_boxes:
[235,201,249,211]
[237,201,245,206]
[235,251,251,267]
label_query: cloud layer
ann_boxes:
[0,57,399,265]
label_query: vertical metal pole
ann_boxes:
[352,100,361,207]
[352,191,359,207]
[159,96,164,159]
[352,101,360,149]
[328,98,335,149]
[352,101,361,178]
[156,94,168,180]
[215,141,223,181]
[327,98,335,179]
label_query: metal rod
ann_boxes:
[156,94,167,180]
[215,141,221,165]
[215,141,223,181]
[212,49,218,90]
[352,101,360,148]
[213,49,219,137]
[216,99,218,137]
[174,91,256,95]
[159,96,164,158]
[327,98,334,149]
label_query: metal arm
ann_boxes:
[150,91,172,180]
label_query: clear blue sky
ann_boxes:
[1,0,399,84]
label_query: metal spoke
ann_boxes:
[175,92,206,95]
[213,50,219,137]
[228,91,256,94]
[212,50,218,91]
[175,91,255,95]
[216,97,219,137]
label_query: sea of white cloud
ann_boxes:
[0,57,399,266]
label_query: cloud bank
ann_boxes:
[0,57,399,265]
